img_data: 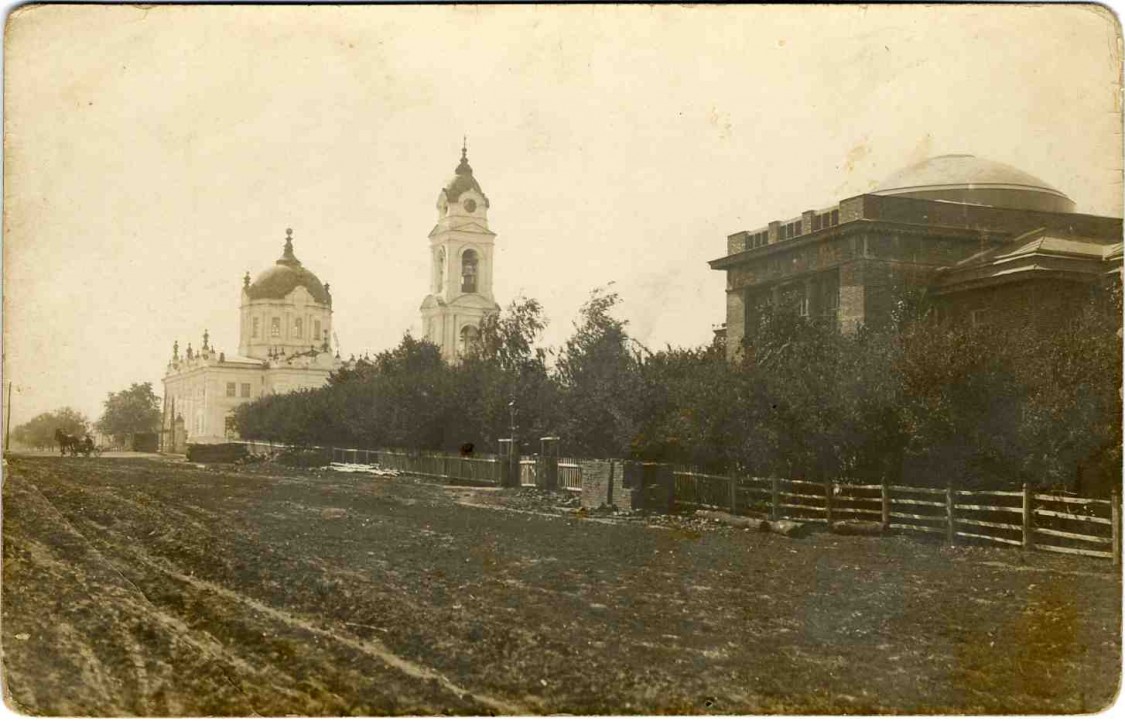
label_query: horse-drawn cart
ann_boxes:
[54,429,102,457]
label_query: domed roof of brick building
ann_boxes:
[442,144,489,206]
[874,154,1075,213]
[245,230,330,305]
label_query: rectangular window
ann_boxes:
[270,317,281,337]
[240,383,251,398]
[252,317,260,338]
[813,273,840,317]
[798,296,810,317]
[831,209,839,226]
[294,317,303,339]
[314,319,322,344]
[970,308,991,327]
[226,382,236,397]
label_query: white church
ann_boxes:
[160,229,344,450]
[161,145,500,449]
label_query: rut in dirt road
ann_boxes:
[3,461,518,716]
[3,456,1120,715]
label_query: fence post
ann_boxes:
[497,439,520,488]
[728,473,738,515]
[1022,483,1033,551]
[513,444,523,489]
[945,483,955,545]
[538,437,559,491]
[1112,491,1121,567]
[881,479,890,531]
[497,439,512,487]
[770,477,780,521]
[824,479,833,526]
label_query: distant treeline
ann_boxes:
[10,382,161,451]
[234,285,1122,493]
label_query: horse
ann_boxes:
[54,428,79,456]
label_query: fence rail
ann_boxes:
[670,469,1121,565]
[520,458,537,487]
[559,460,582,491]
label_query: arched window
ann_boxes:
[461,249,479,293]
[313,319,322,345]
[293,317,303,339]
[435,248,446,293]
[460,325,480,356]
[270,317,281,338]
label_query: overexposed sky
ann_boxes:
[4,4,1121,426]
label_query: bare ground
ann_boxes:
[2,455,1119,715]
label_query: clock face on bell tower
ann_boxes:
[462,198,477,213]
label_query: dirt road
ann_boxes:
[2,456,1119,714]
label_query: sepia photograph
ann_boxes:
[2,3,1122,715]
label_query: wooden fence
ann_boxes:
[559,458,583,492]
[519,458,537,487]
[236,441,1119,564]
[672,469,1121,564]
[315,445,502,485]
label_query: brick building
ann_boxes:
[710,154,1122,359]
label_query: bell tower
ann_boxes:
[420,141,501,362]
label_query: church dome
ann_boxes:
[873,154,1075,213]
[245,229,330,305]
[442,143,489,206]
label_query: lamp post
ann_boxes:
[506,399,520,488]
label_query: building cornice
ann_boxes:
[709,219,998,270]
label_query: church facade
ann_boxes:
[710,154,1123,359]
[420,144,501,362]
[161,229,342,450]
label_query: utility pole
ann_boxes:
[4,381,11,453]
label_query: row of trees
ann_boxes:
[9,407,90,449]
[10,382,161,450]
[234,284,1122,493]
